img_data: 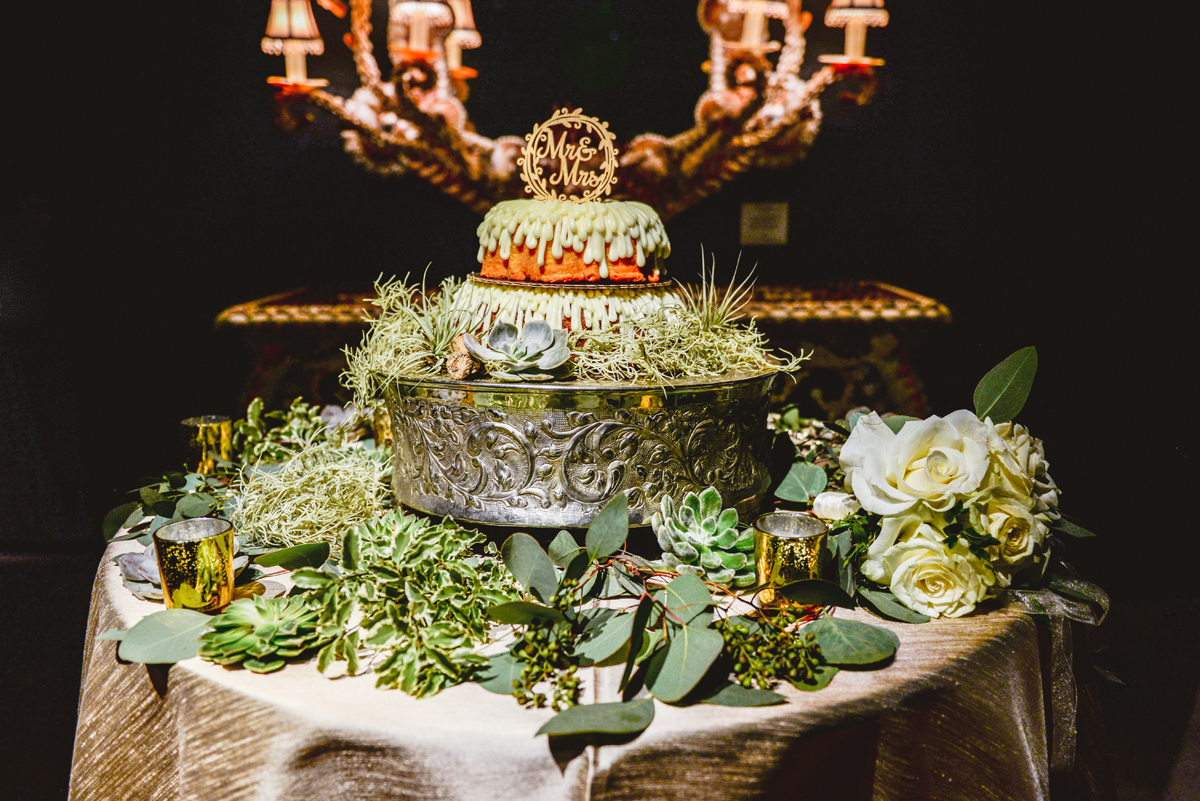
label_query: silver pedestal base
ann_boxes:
[385,371,775,528]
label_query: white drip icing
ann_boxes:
[454,281,684,333]
[476,199,671,278]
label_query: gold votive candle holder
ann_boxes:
[754,511,829,607]
[154,517,236,613]
[372,406,393,448]
[181,415,232,475]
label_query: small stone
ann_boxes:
[446,352,479,380]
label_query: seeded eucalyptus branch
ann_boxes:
[476,494,900,738]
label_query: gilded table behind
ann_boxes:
[215,282,950,418]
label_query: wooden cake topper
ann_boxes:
[518,109,618,203]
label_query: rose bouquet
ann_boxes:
[780,347,1098,621]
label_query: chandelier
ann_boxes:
[261,0,888,221]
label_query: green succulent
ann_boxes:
[652,487,756,588]
[198,595,330,674]
[463,320,571,381]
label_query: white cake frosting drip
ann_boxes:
[476,199,671,280]
[455,279,684,333]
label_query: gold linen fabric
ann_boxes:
[71,541,1050,801]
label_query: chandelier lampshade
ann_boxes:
[819,0,888,66]
[445,0,481,76]
[263,0,327,86]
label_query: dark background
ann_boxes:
[0,2,1192,797]
[3,0,1187,594]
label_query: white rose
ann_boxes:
[862,513,995,618]
[985,421,1060,520]
[970,493,1048,570]
[840,410,991,516]
[983,421,1035,498]
[812,491,861,521]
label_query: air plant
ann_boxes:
[232,442,391,555]
[570,254,808,383]
[676,253,756,331]
[343,274,483,408]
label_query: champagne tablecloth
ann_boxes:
[71,540,1051,801]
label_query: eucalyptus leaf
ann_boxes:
[1050,517,1096,539]
[342,529,361,570]
[501,533,559,603]
[973,346,1037,423]
[563,549,591,582]
[148,516,174,535]
[698,681,786,707]
[574,609,635,665]
[661,574,713,628]
[548,530,582,567]
[832,529,856,596]
[535,698,655,737]
[97,628,127,641]
[775,461,828,502]
[619,597,654,691]
[857,587,931,624]
[477,651,525,695]
[794,663,839,691]
[644,625,724,703]
[103,503,142,541]
[586,493,629,562]
[117,609,210,664]
[254,543,332,571]
[805,616,899,665]
[151,500,178,519]
[488,600,565,625]
[882,416,920,435]
[778,579,856,609]
[175,493,217,519]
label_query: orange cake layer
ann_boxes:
[476,199,671,284]
[481,244,659,283]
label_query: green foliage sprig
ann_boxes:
[103,471,234,546]
[479,494,899,736]
[293,511,518,697]
[228,397,365,470]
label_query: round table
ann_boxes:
[70,540,1052,801]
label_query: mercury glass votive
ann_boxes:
[154,518,236,613]
[181,415,232,475]
[754,511,829,607]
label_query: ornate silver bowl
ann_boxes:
[384,371,775,528]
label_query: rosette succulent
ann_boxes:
[198,595,330,674]
[652,487,756,588]
[463,321,571,381]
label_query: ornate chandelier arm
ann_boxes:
[263,0,885,220]
[349,0,384,94]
